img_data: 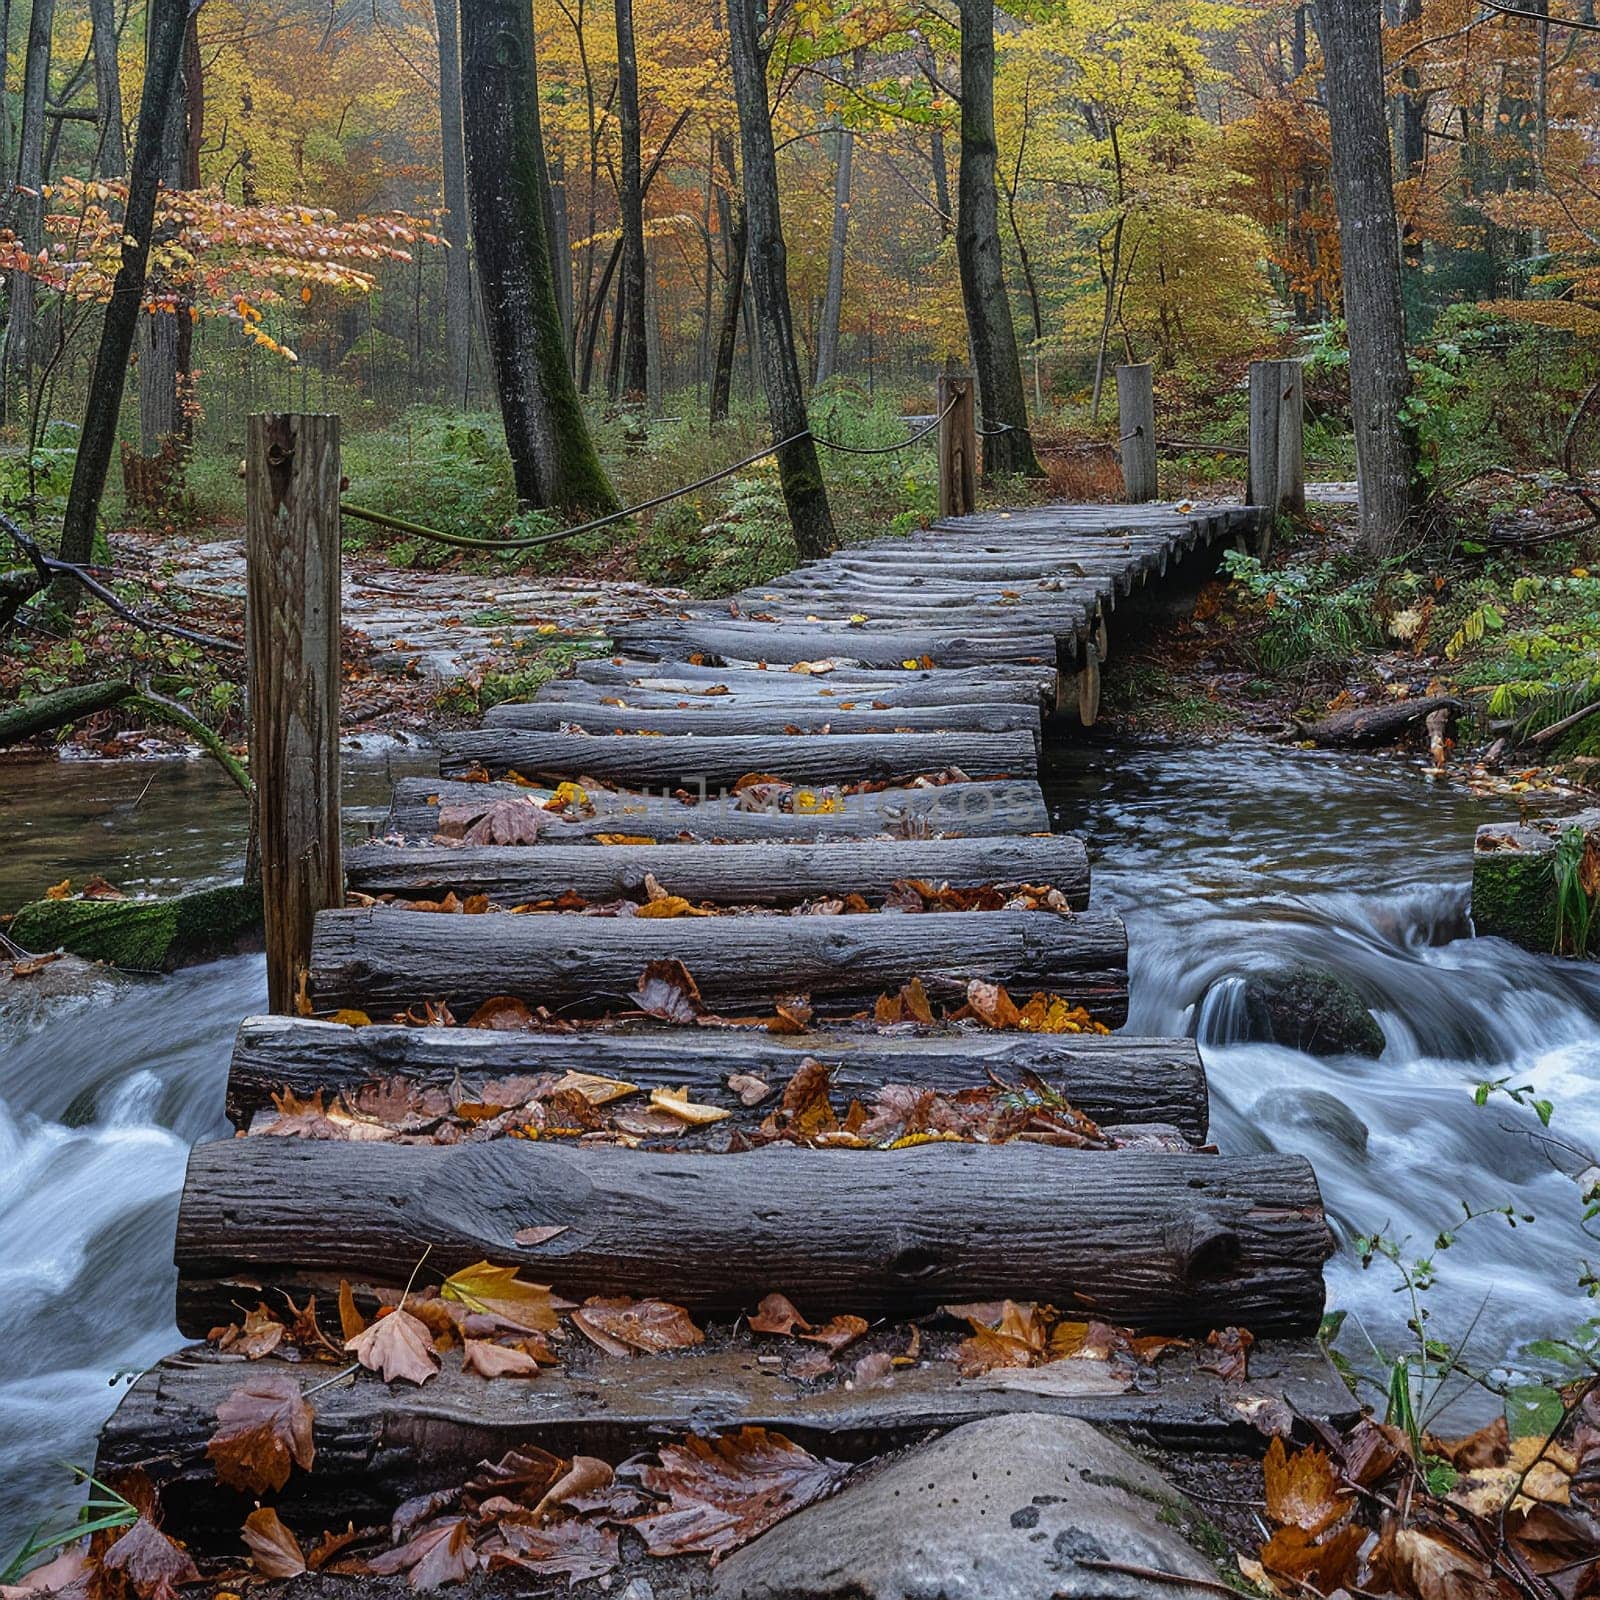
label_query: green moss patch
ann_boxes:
[10,883,262,971]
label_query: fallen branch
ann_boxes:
[1,512,242,653]
[0,678,253,799]
[1529,696,1600,747]
[1293,695,1464,748]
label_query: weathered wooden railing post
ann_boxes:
[245,413,343,1014]
[1247,359,1305,556]
[937,372,977,519]
[1116,362,1158,503]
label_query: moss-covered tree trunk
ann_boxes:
[459,0,618,515]
[956,0,1043,479]
[726,0,836,560]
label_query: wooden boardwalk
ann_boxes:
[98,501,1349,1551]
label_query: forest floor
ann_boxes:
[1097,482,1600,806]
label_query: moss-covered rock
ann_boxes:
[1472,826,1559,953]
[1240,964,1386,1058]
[9,883,262,971]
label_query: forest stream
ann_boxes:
[2,740,1597,1548]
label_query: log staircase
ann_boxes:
[98,501,1351,1557]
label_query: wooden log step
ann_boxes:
[606,620,1060,669]
[98,1337,1357,1533]
[346,833,1088,912]
[171,1139,1331,1336]
[569,659,1056,700]
[385,777,1052,843]
[308,906,1130,1022]
[538,677,1048,712]
[715,601,1095,635]
[484,698,1042,738]
[436,729,1040,788]
[226,1016,1209,1137]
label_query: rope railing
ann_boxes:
[339,397,960,554]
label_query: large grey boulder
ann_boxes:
[1239,964,1385,1058]
[712,1413,1228,1600]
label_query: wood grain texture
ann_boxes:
[607,620,1061,668]
[98,1338,1357,1534]
[307,905,1130,1021]
[437,727,1039,787]
[172,1138,1330,1335]
[226,1015,1208,1137]
[485,698,1042,738]
[345,833,1089,910]
[385,777,1053,842]
[245,413,343,1013]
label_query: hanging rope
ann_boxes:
[339,396,960,554]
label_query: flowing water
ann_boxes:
[0,738,1596,1549]
[0,752,428,1549]
[1045,740,1600,1405]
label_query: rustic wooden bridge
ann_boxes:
[94,469,1354,1563]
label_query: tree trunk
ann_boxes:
[614,0,649,399]
[171,1139,1328,1335]
[931,125,953,236]
[56,0,191,579]
[226,1014,1205,1139]
[710,134,746,424]
[433,0,473,406]
[813,120,853,386]
[86,0,125,177]
[4,0,56,401]
[1318,0,1418,553]
[459,0,617,514]
[955,0,1041,478]
[726,0,835,557]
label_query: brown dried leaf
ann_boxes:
[530,1456,613,1520]
[727,1074,773,1106]
[632,1427,851,1558]
[242,1507,306,1579]
[572,1296,704,1355]
[496,1517,619,1583]
[748,1293,813,1336]
[1259,1523,1366,1596]
[1199,1325,1254,1382]
[1263,1437,1346,1534]
[512,1224,569,1248]
[345,1307,440,1385]
[637,958,706,1023]
[798,1314,868,1354]
[369,1516,476,1589]
[965,979,1022,1029]
[100,1518,200,1600]
[462,1339,543,1379]
[466,996,536,1031]
[206,1373,316,1494]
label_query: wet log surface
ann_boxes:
[172,1139,1330,1336]
[1294,694,1465,748]
[226,1015,1210,1138]
[484,698,1042,738]
[345,833,1089,910]
[561,659,1054,703]
[99,1338,1357,1536]
[308,905,1130,1022]
[384,776,1054,843]
[436,728,1040,787]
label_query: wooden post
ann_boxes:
[937,372,977,519]
[1247,359,1305,556]
[245,414,343,1014]
[1116,363,1157,503]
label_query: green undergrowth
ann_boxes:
[432,639,606,720]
